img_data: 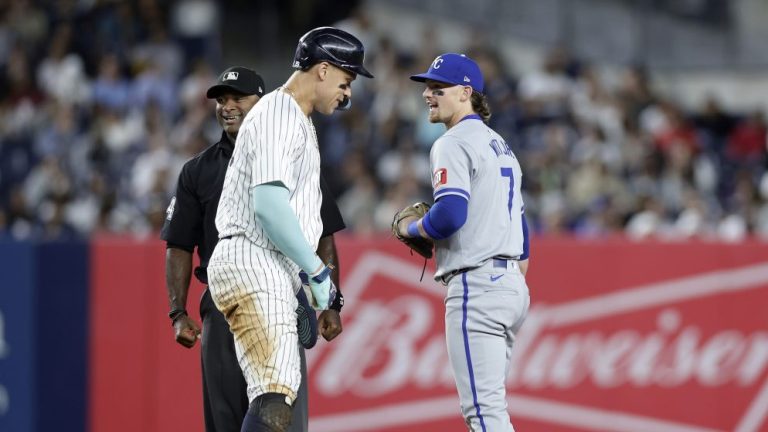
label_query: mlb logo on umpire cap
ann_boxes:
[410,53,485,93]
[206,66,266,99]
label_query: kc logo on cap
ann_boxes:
[410,53,485,94]
[223,71,239,81]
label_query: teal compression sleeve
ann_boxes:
[251,182,323,274]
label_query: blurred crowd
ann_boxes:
[0,0,221,240]
[1,3,766,242]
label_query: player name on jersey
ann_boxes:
[489,138,514,158]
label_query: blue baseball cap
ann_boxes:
[410,53,484,93]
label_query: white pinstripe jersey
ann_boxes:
[215,89,323,254]
[430,117,525,279]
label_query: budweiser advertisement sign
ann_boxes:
[307,237,768,432]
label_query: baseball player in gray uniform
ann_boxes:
[395,53,531,431]
[207,27,373,432]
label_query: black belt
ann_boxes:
[194,266,208,284]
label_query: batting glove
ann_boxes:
[299,264,337,311]
[294,288,318,349]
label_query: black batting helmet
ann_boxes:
[292,26,374,79]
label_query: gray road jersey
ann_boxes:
[430,118,525,280]
[214,90,323,252]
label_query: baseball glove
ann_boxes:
[392,202,434,259]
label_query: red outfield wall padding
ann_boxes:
[305,236,768,432]
[89,235,205,432]
[89,235,768,432]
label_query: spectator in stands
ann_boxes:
[616,65,656,123]
[36,24,90,106]
[654,102,700,155]
[726,109,766,169]
[92,54,131,112]
[518,46,573,119]
[691,95,736,155]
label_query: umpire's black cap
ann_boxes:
[206,66,266,99]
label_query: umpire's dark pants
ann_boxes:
[200,289,309,432]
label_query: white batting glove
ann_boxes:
[299,264,337,310]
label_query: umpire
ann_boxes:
[161,66,345,432]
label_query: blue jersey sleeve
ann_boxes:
[421,195,468,240]
[520,213,530,260]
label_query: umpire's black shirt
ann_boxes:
[161,131,346,284]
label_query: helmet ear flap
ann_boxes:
[293,39,325,72]
[292,41,311,71]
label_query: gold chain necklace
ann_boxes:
[279,86,297,100]
[280,86,318,147]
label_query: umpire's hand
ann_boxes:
[173,315,202,348]
[318,310,342,341]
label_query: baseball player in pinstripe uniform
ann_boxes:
[207,27,373,432]
[162,66,345,432]
[395,53,531,431]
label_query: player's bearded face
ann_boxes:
[317,64,355,115]
[422,81,461,124]
[215,93,260,137]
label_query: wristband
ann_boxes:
[310,264,333,283]
[169,309,187,325]
[330,290,344,312]
[407,220,421,237]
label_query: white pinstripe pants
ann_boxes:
[207,235,302,403]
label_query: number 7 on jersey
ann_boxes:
[500,167,514,220]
